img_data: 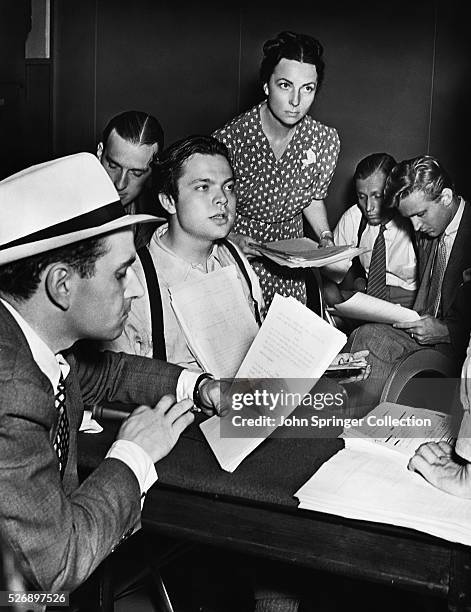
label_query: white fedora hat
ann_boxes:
[0,152,163,266]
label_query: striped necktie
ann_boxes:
[367,223,387,300]
[425,233,447,317]
[53,373,69,479]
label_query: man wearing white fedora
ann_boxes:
[0,152,220,592]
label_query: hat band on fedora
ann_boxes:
[0,200,124,252]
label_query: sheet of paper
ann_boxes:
[340,402,454,458]
[333,292,420,324]
[237,294,346,379]
[169,265,259,378]
[295,446,471,546]
[199,415,265,472]
[201,294,347,472]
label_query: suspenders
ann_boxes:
[137,246,166,360]
[219,239,263,327]
[137,240,262,360]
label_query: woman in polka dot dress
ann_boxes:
[214,31,340,310]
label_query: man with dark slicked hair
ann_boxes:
[97,110,165,248]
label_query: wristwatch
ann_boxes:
[193,372,214,408]
[320,230,334,241]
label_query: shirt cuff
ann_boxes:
[106,440,157,506]
[176,369,202,402]
[79,409,104,434]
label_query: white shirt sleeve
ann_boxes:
[106,439,157,507]
[176,368,201,402]
[323,207,358,282]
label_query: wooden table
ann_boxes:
[79,414,471,612]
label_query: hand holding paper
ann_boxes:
[200,294,347,471]
[332,292,419,324]
[326,350,371,383]
[393,315,450,345]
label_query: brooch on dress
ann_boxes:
[301,148,317,167]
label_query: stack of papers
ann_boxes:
[295,403,471,545]
[254,238,368,269]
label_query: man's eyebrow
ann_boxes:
[105,153,150,173]
[276,77,316,87]
[189,176,234,185]
[116,255,136,270]
[189,177,211,184]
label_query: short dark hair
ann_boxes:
[384,155,454,209]
[0,236,108,301]
[260,31,325,89]
[353,153,397,182]
[102,110,164,161]
[155,135,232,202]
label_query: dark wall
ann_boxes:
[53,0,471,225]
[0,0,30,178]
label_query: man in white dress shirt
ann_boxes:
[346,155,471,410]
[323,153,417,310]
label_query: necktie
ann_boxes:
[367,224,387,300]
[53,373,69,479]
[425,234,447,317]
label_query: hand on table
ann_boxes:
[408,441,471,498]
[393,315,450,345]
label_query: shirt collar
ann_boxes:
[0,298,70,392]
[444,197,465,237]
[152,223,220,268]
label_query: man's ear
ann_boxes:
[44,264,73,311]
[96,141,104,161]
[158,193,176,215]
[441,187,454,207]
[263,83,269,97]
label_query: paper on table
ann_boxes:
[339,402,454,458]
[295,445,471,546]
[332,292,420,324]
[200,294,347,472]
[169,265,259,378]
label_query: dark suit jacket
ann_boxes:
[413,200,471,361]
[0,302,182,592]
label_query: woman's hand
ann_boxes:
[319,234,335,248]
[229,232,262,259]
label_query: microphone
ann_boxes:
[91,405,130,421]
[91,403,202,421]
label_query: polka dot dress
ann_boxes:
[214,102,340,309]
